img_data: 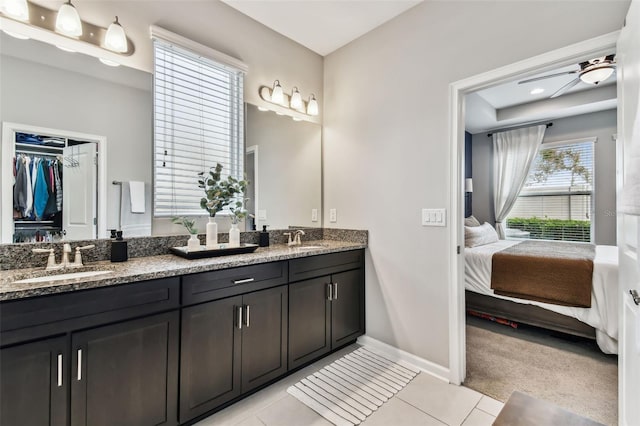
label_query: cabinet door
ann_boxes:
[241,285,288,393]
[331,269,365,348]
[0,336,67,426]
[288,276,331,370]
[180,296,242,423]
[71,311,179,426]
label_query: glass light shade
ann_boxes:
[271,80,284,104]
[290,87,303,110]
[55,1,82,37]
[579,66,614,85]
[306,94,319,116]
[104,16,127,53]
[3,0,29,21]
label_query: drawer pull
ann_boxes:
[245,304,250,328]
[237,306,243,329]
[57,354,63,387]
[77,349,82,381]
[233,278,255,285]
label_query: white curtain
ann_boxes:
[492,125,546,239]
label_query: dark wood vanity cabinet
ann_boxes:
[179,284,288,424]
[0,336,68,426]
[288,251,365,370]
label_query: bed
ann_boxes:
[465,239,619,354]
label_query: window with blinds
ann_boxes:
[507,139,594,242]
[153,38,244,217]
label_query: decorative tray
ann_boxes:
[169,243,259,259]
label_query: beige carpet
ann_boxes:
[464,315,618,425]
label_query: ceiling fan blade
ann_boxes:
[518,70,579,84]
[550,78,581,98]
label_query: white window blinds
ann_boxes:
[507,139,595,242]
[153,36,244,217]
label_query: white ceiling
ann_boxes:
[221,0,423,56]
[466,59,617,134]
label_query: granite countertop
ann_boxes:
[0,240,366,301]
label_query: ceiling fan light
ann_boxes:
[306,94,318,116]
[290,87,303,110]
[271,80,284,104]
[104,16,128,53]
[580,66,614,85]
[55,0,82,37]
[3,0,29,21]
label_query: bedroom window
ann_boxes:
[152,28,245,217]
[507,138,595,242]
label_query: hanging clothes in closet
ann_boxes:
[13,154,63,221]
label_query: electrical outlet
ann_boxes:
[311,209,318,222]
[258,209,267,221]
[329,209,337,223]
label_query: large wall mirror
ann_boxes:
[0,33,322,244]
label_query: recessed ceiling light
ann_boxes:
[530,88,545,95]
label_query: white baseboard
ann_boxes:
[357,335,450,383]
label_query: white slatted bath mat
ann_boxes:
[287,347,420,426]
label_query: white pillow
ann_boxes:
[464,215,481,227]
[465,222,499,248]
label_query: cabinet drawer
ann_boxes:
[0,278,180,347]
[182,261,288,305]
[289,250,364,282]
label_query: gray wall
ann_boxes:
[471,109,617,245]
[323,0,628,369]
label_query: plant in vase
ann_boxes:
[171,217,200,252]
[228,199,249,248]
[198,163,249,248]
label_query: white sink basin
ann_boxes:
[14,270,113,284]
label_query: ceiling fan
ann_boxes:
[518,54,616,98]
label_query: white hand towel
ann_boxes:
[129,181,146,213]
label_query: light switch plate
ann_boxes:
[422,208,446,227]
[311,209,318,222]
[258,209,267,221]
[329,209,337,223]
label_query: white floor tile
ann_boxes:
[234,416,266,426]
[363,397,446,426]
[194,388,287,425]
[256,395,334,426]
[475,395,504,417]
[396,374,483,426]
[461,408,496,426]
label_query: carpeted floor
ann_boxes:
[464,315,618,425]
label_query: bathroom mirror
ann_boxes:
[0,33,322,243]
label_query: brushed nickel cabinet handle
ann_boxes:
[327,283,333,301]
[333,282,339,300]
[245,305,250,328]
[237,306,243,329]
[233,278,255,285]
[77,349,82,381]
[57,354,63,387]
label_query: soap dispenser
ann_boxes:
[111,230,128,262]
[259,225,269,247]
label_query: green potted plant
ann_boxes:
[171,216,200,251]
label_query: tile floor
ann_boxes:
[195,344,504,426]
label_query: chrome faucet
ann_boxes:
[32,244,95,270]
[283,230,306,246]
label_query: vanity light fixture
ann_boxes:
[55,0,82,37]
[2,0,29,21]
[290,87,303,110]
[104,16,127,53]
[306,94,319,116]
[271,80,284,104]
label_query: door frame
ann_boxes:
[1,122,107,242]
[447,31,620,385]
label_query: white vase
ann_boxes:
[206,217,218,248]
[187,234,200,252]
[229,223,240,248]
